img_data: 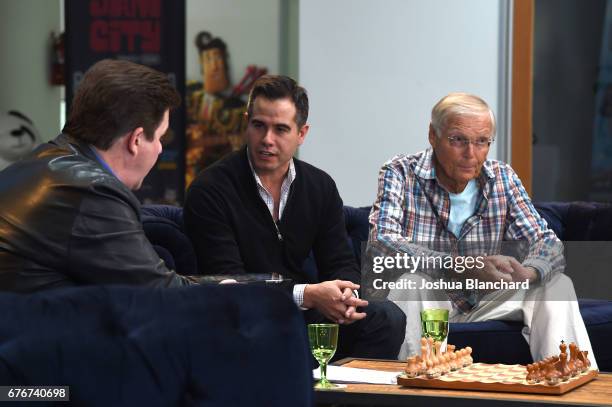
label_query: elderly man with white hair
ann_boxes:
[368,92,597,368]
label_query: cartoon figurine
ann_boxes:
[0,111,41,171]
[189,31,230,121]
[185,31,267,188]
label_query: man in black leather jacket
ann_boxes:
[0,59,195,292]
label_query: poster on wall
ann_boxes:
[64,0,186,205]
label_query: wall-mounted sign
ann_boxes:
[65,0,186,205]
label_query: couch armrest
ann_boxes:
[0,285,313,406]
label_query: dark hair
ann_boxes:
[246,75,309,128]
[62,59,181,150]
[195,31,227,55]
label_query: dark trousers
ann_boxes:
[303,299,406,361]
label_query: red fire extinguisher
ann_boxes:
[50,31,65,86]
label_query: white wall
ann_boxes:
[298,0,508,206]
[0,0,63,141]
[186,0,281,83]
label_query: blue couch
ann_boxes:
[142,202,612,372]
[0,284,313,406]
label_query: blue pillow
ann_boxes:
[141,205,198,275]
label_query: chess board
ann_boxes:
[397,363,598,395]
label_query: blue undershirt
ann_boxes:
[88,145,117,178]
[447,179,479,238]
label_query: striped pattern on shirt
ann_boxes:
[368,148,564,311]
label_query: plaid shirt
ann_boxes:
[368,148,564,312]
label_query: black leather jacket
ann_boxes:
[0,134,194,292]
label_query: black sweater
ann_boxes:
[184,147,360,287]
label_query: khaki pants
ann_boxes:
[388,272,598,369]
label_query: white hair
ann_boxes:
[430,92,496,139]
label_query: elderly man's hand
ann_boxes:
[509,264,539,283]
[472,255,538,283]
[476,255,520,282]
[303,280,368,325]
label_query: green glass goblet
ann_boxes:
[308,323,339,389]
[420,308,449,354]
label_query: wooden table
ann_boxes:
[315,359,612,406]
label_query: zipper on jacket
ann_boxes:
[274,221,283,241]
[273,182,297,242]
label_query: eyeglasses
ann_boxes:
[446,135,492,149]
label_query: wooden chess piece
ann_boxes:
[533,363,543,383]
[405,355,413,367]
[427,337,435,359]
[434,341,442,357]
[421,337,430,361]
[436,352,447,376]
[431,353,440,373]
[577,350,591,372]
[551,356,560,369]
[420,355,429,375]
[449,351,459,371]
[421,340,430,365]
[457,349,466,367]
[464,347,473,366]
[534,361,545,383]
[425,359,439,379]
[526,364,538,384]
[416,355,427,376]
[405,356,420,378]
[443,353,452,375]
[432,341,445,374]
[545,356,558,368]
[541,360,552,382]
[555,352,571,382]
[545,360,561,385]
[568,342,580,376]
[557,341,570,380]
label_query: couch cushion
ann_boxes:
[141,204,185,229]
[577,299,612,371]
[301,206,369,280]
[0,285,313,406]
[565,202,612,241]
[533,202,569,240]
[344,206,371,265]
[141,205,197,275]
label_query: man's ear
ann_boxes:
[297,124,310,146]
[126,127,145,156]
[428,123,437,148]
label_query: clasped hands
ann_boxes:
[303,280,369,325]
[473,255,538,283]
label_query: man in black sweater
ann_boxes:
[184,75,405,360]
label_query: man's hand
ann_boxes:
[473,255,538,283]
[470,255,518,282]
[303,280,368,324]
[340,287,365,323]
[509,264,539,283]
